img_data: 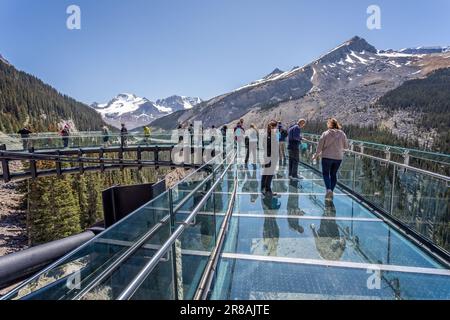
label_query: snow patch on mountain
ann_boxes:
[91,94,202,129]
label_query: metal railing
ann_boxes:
[0,151,231,300]
[302,133,450,175]
[117,152,236,300]
[301,137,450,259]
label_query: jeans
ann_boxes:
[321,158,342,191]
[288,147,299,177]
[261,175,274,192]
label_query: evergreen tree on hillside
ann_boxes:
[376,67,450,154]
[0,60,106,133]
[27,174,81,245]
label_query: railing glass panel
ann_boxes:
[299,138,450,253]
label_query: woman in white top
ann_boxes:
[245,123,259,166]
[312,118,349,201]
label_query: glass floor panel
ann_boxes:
[235,178,346,194]
[209,162,450,300]
[235,193,376,219]
[210,258,450,300]
[223,216,443,268]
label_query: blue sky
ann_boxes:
[1,0,449,104]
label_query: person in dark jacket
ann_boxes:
[61,124,70,148]
[120,123,128,148]
[261,120,279,196]
[234,119,245,161]
[221,125,228,159]
[288,119,306,180]
[17,127,32,150]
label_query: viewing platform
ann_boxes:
[0,132,448,300]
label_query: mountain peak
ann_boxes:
[316,36,377,64]
[346,36,377,53]
[264,68,284,79]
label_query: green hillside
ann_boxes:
[0,59,106,133]
[376,67,450,153]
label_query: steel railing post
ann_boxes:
[390,164,397,215]
[352,152,357,191]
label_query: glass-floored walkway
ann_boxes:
[2,159,449,300]
[208,163,450,300]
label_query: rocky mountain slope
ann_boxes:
[150,36,450,145]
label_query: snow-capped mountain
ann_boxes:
[91,93,201,129]
[396,46,450,55]
[151,36,450,139]
[155,95,202,112]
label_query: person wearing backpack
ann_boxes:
[61,124,70,148]
[312,118,349,201]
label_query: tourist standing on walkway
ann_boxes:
[312,118,349,201]
[120,123,128,148]
[245,123,259,167]
[234,119,245,161]
[287,119,306,180]
[17,127,32,150]
[61,124,70,148]
[221,125,228,158]
[188,123,194,154]
[102,126,110,147]
[278,122,288,166]
[143,126,151,144]
[261,120,279,197]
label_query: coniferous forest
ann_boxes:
[0,60,105,132]
[376,67,450,154]
[17,167,168,245]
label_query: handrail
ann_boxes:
[193,160,238,300]
[303,138,450,182]
[116,152,236,300]
[302,132,450,162]
[73,215,172,300]
[0,153,228,300]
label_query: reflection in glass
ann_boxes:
[261,194,280,256]
[310,201,346,261]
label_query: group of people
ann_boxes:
[17,124,72,149]
[229,117,349,201]
[102,123,151,148]
[17,116,348,201]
